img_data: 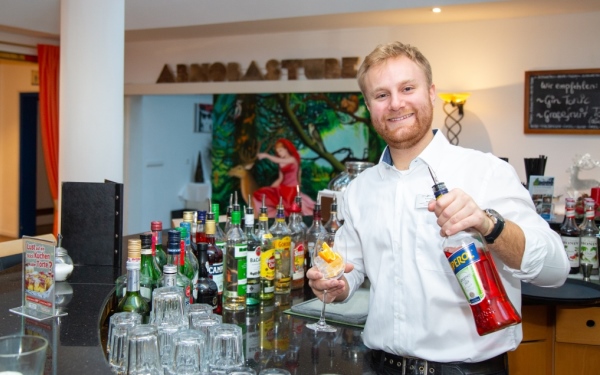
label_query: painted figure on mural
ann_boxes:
[252,138,315,217]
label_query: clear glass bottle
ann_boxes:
[270,198,292,295]
[431,179,521,336]
[160,264,178,287]
[116,239,150,323]
[212,202,227,257]
[257,196,275,301]
[179,222,200,301]
[205,203,224,314]
[288,189,306,290]
[139,233,162,304]
[151,221,168,270]
[224,193,234,236]
[323,195,342,234]
[224,207,247,311]
[579,197,599,275]
[561,197,581,274]
[195,242,219,308]
[245,200,261,306]
[306,200,326,268]
[164,229,193,305]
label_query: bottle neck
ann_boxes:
[163,271,177,287]
[126,266,140,292]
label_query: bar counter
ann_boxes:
[0,262,373,374]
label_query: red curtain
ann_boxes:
[37,44,60,236]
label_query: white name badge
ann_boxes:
[415,194,434,209]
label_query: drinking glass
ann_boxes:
[190,313,222,336]
[0,335,48,375]
[306,232,345,333]
[107,311,142,374]
[158,323,184,371]
[188,303,215,328]
[151,286,186,326]
[166,329,207,375]
[209,323,244,371]
[127,325,162,375]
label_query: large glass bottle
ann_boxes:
[150,221,168,270]
[431,177,521,336]
[579,197,599,275]
[205,204,224,314]
[288,190,306,290]
[270,198,292,295]
[323,195,342,234]
[306,200,326,268]
[561,197,581,274]
[245,199,262,306]
[257,196,275,301]
[195,242,219,308]
[224,208,247,311]
[116,239,150,323]
[164,229,194,305]
[139,233,162,304]
[212,202,227,257]
[179,222,200,300]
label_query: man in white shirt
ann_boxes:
[307,41,569,375]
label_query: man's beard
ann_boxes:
[374,100,434,150]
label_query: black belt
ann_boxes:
[371,350,508,375]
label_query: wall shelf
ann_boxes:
[124,79,360,95]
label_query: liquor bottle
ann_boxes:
[288,189,306,290]
[179,222,200,300]
[195,242,219,308]
[195,210,207,247]
[160,264,177,287]
[116,239,150,323]
[561,197,581,274]
[139,232,162,303]
[257,195,276,301]
[323,195,342,233]
[245,198,261,306]
[164,229,194,305]
[224,204,247,311]
[212,202,227,257]
[306,200,326,268]
[151,221,168,270]
[224,193,234,236]
[430,173,521,336]
[175,226,198,284]
[270,197,292,295]
[183,210,197,246]
[206,202,224,314]
[579,197,599,275]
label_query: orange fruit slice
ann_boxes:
[318,243,337,263]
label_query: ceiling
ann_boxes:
[1,0,600,43]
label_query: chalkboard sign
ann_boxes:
[524,69,600,134]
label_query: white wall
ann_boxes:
[125,94,212,234]
[124,11,600,219]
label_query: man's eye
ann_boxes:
[403,86,414,92]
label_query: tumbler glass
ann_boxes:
[158,323,184,371]
[166,329,207,375]
[209,323,244,371]
[151,286,186,326]
[107,311,142,374]
[0,335,48,375]
[187,303,214,327]
[190,313,222,336]
[127,325,162,375]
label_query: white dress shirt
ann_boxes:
[339,129,569,363]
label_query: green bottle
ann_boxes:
[175,226,197,283]
[224,207,247,311]
[117,239,150,323]
[245,199,261,306]
[151,221,168,270]
[139,233,162,304]
[179,222,200,300]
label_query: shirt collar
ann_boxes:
[377,129,450,178]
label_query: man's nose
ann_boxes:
[388,94,404,111]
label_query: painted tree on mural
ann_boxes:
[211,92,385,212]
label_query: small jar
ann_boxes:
[328,161,374,192]
[55,247,74,282]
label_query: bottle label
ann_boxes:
[140,286,152,300]
[209,262,224,293]
[247,282,261,294]
[562,235,580,267]
[447,243,485,305]
[260,248,276,280]
[164,275,177,287]
[580,236,598,268]
[292,242,305,280]
[247,245,261,280]
[273,236,291,251]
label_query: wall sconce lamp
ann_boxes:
[438,92,470,145]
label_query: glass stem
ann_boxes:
[318,290,328,326]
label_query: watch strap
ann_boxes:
[484,209,505,244]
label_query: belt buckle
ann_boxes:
[404,356,429,375]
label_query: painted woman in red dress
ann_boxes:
[252,138,315,217]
